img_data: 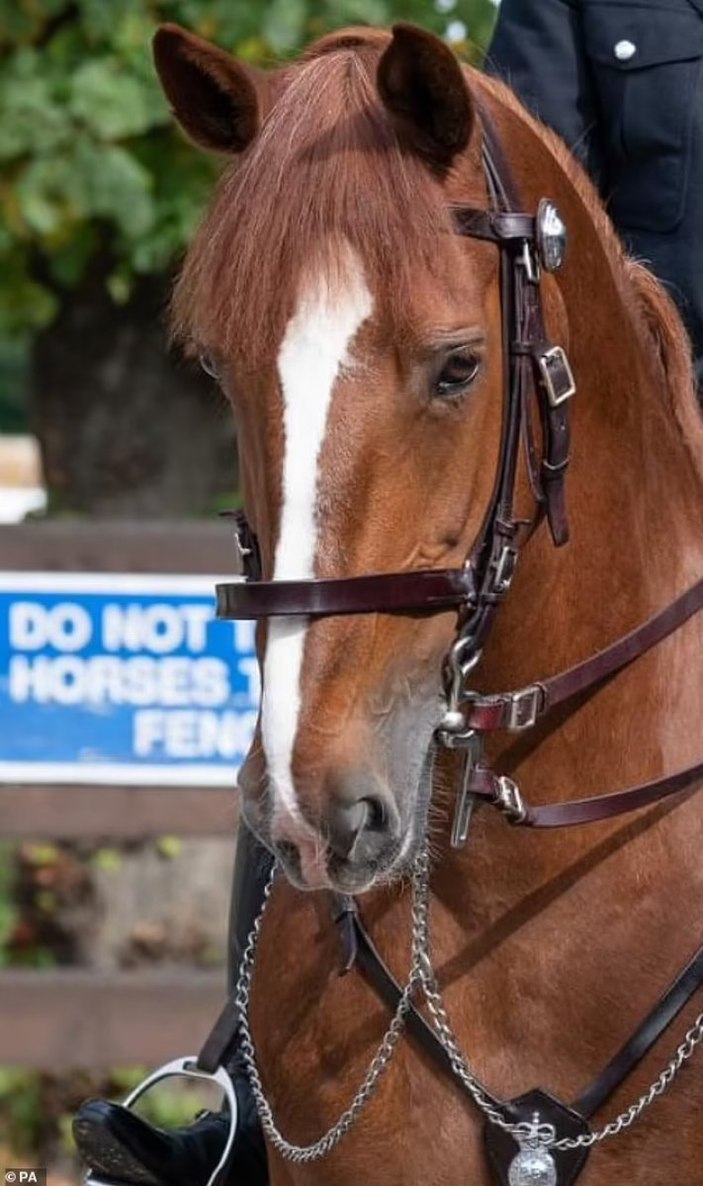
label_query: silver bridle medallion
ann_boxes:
[508,1145,558,1186]
[508,1114,558,1186]
[536,198,567,273]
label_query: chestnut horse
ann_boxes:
[154,22,703,1186]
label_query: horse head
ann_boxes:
[153,24,574,893]
[155,18,703,896]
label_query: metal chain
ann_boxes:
[410,847,703,1152]
[409,846,551,1142]
[553,1012,703,1150]
[233,854,429,1163]
[235,843,703,1161]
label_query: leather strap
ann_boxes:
[574,940,703,1118]
[216,567,476,620]
[439,112,562,671]
[451,208,535,244]
[462,576,703,735]
[468,759,703,828]
[197,996,240,1074]
[333,903,703,1134]
[337,896,505,1111]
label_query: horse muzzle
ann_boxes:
[257,772,405,893]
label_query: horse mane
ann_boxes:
[172,28,474,366]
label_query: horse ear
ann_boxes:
[377,23,473,167]
[153,23,265,154]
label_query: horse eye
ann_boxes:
[434,350,481,398]
[199,352,219,379]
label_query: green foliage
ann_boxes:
[0,0,497,345]
[0,843,18,968]
[0,335,28,430]
[155,835,183,860]
[91,846,123,874]
[0,1067,44,1156]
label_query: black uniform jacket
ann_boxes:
[487,0,703,381]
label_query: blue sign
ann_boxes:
[0,574,258,785]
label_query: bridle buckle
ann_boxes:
[492,544,519,596]
[518,239,541,284]
[506,684,543,731]
[537,345,576,408]
[219,509,262,581]
[493,776,527,825]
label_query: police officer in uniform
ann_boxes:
[487,0,703,395]
[72,5,703,1185]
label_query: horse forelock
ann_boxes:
[170,37,466,364]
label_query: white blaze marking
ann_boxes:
[262,248,373,830]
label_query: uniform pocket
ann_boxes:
[583,2,703,231]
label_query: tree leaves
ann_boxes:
[0,50,70,160]
[80,142,156,239]
[13,139,154,240]
[69,59,167,140]
[262,0,308,54]
[0,0,66,48]
[0,0,498,343]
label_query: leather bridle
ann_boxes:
[216,105,703,839]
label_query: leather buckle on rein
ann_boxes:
[492,543,519,596]
[505,685,543,731]
[492,775,528,825]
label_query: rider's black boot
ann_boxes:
[74,826,272,1186]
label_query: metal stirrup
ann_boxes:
[83,1057,238,1186]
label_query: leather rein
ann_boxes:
[216,107,703,840]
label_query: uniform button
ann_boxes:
[614,39,637,61]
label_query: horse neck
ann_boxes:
[435,91,703,910]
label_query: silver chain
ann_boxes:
[234,844,703,1161]
[554,1012,703,1149]
[411,847,703,1151]
[234,854,429,1163]
[409,847,553,1142]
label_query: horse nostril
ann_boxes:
[327,799,368,858]
[362,795,387,832]
[326,784,399,862]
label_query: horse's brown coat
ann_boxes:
[155,24,703,1184]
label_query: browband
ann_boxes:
[216,567,475,620]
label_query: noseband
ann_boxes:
[216,107,703,835]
